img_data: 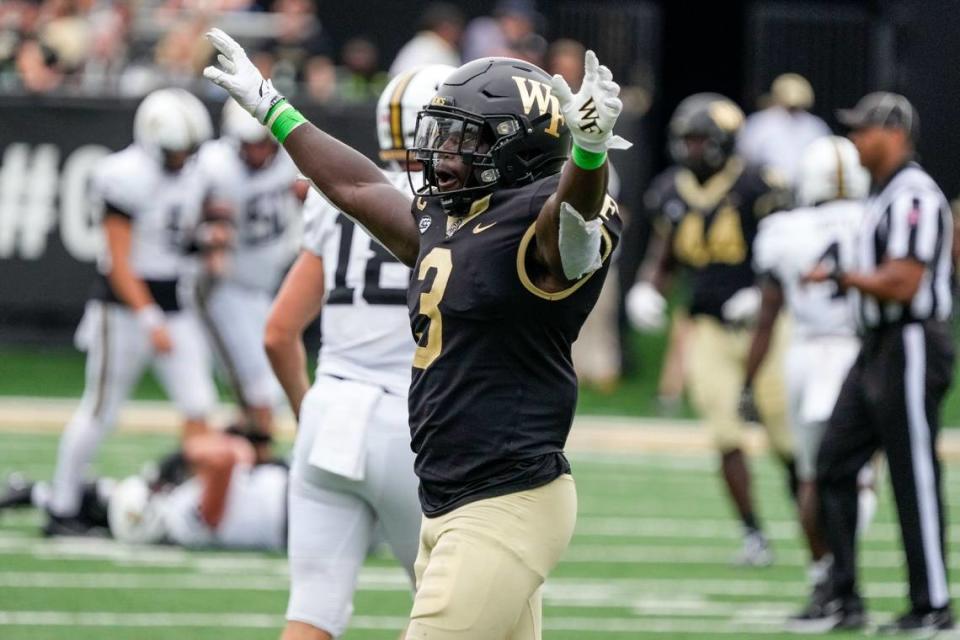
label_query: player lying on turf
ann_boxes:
[2,427,288,551]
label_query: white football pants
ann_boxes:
[49,301,216,516]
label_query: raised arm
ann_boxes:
[534,50,631,283]
[203,29,419,265]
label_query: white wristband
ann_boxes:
[136,305,164,331]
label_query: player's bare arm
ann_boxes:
[264,251,326,419]
[743,280,784,388]
[203,28,419,266]
[184,431,255,528]
[103,213,172,353]
[283,127,419,264]
[625,228,674,332]
[534,50,631,285]
[805,257,924,303]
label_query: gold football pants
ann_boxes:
[686,314,792,457]
[405,475,577,640]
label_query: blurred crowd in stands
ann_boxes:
[0,0,595,101]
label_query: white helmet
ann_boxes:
[796,136,870,206]
[134,88,213,155]
[107,476,168,544]
[221,98,270,144]
[376,64,456,165]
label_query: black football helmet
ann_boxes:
[408,57,572,215]
[668,93,744,176]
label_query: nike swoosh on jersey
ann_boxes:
[473,221,498,234]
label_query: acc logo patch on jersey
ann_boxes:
[418,216,433,234]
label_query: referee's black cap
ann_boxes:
[837,91,919,141]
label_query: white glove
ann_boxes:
[626,282,667,331]
[203,28,284,123]
[722,287,761,324]
[550,50,632,153]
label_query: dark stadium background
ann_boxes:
[2,0,959,348]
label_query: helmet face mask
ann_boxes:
[408,106,515,214]
[238,138,278,170]
[669,93,743,178]
[407,57,571,216]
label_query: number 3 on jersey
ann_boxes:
[413,248,452,369]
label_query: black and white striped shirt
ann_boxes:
[854,162,953,330]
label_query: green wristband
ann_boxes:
[267,102,308,144]
[571,144,607,170]
[263,97,288,124]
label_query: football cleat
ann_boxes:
[42,512,108,538]
[0,473,34,510]
[784,581,836,633]
[785,595,866,634]
[733,530,774,567]
[876,608,954,636]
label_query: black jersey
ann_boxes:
[646,158,790,320]
[407,173,622,516]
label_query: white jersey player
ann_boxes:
[263,64,454,640]
[191,99,301,436]
[47,89,218,536]
[742,136,873,627]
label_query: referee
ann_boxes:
[803,92,955,633]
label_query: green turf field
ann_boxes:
[7,333,960,423]
[2,430,958,639]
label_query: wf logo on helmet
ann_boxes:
[512,77,565,138]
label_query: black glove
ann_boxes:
[738,385,761,423]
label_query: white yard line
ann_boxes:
[0,610,787,634]
[0,567,940,602]
[0,531,941,572]
[4,396,960,457]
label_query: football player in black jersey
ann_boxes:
[626,93,796,567]
[204,29,628,640]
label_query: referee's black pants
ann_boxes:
[817,320,954,612]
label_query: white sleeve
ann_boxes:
[301,188,340,257]
[92,156,140,216]
[194,142,231,202]
[752,212,785,277]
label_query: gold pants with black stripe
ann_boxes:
[685,314,792,457]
